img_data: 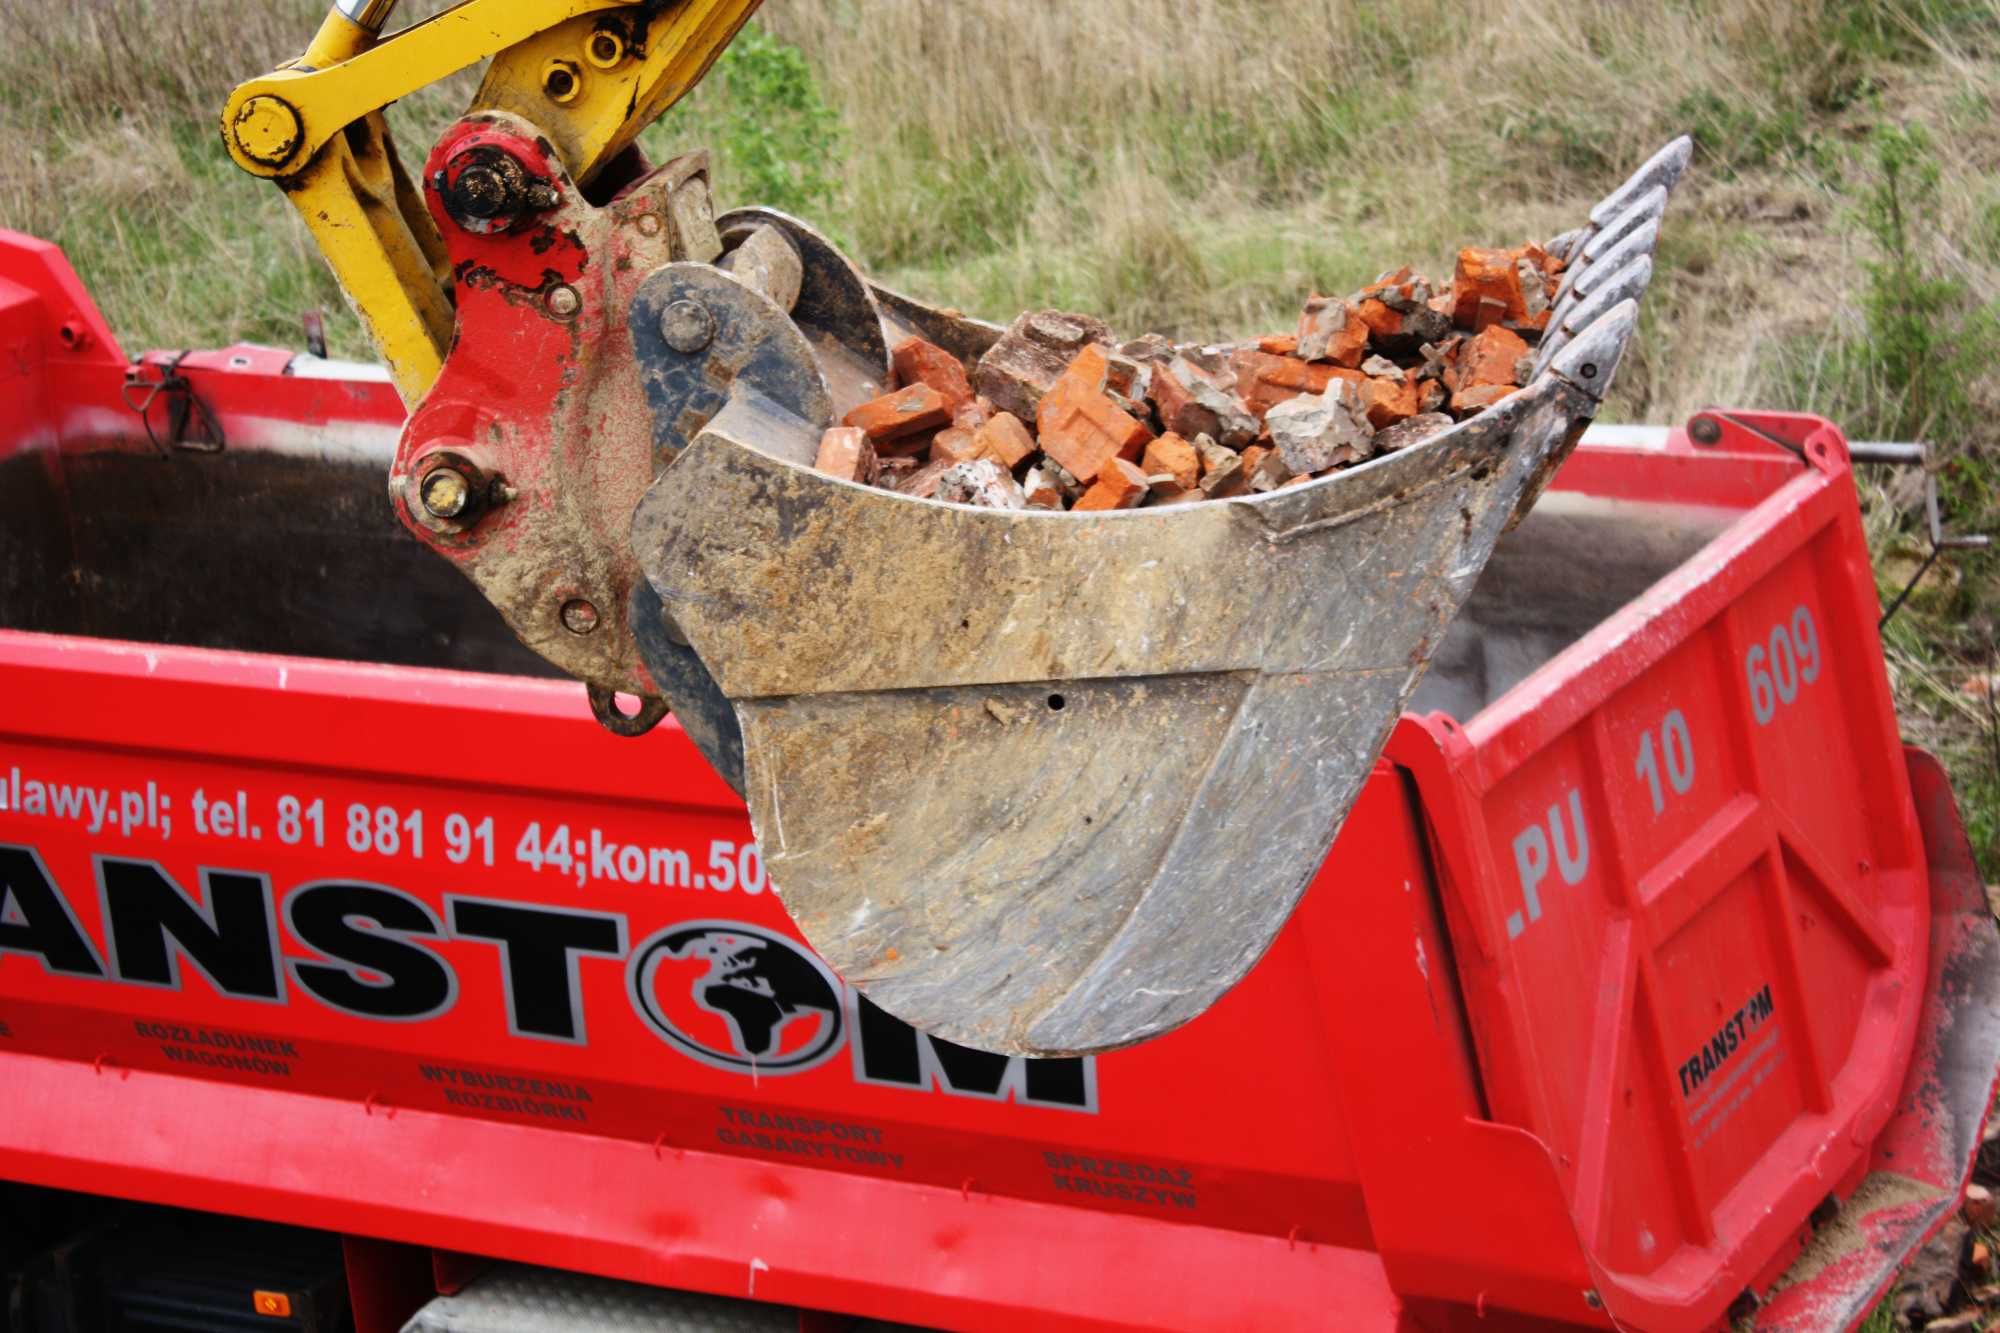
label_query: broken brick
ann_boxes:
[1450,248,1531,328]
[1358,269,1451,351]
[896,458,957,499]
[952,398,991,432]
[1515,255,1551,322]
[1142,432,1201,491]
[1362,267,1431,311]
[1266,379,1375,474]
[1023,309,1112,353]
[813,426,879,484]
[843,384,952,442]
[1147,362,1202,435]
[1361,375,1420,430]
[930,427,986,466]
[1356,298,1403,340]
[1196,436,1248,497]
[1021,466,1066,509]
[1515,240,1557,279]
[1073,457,1150,511]
[1245,445,1292,492]
[1452,383,1518,413]
[1118,332,1175,364]
[973,411,1037,468]
[1296,295,1369,367]
[892,336,976,412]
[1105,351,1149,404]
[1037,345,1153,483]
[830,222,1610,508]
[1231,348,1362,420]
[935,458,1027,509]
[1456,325,1532,394]
[972,309,1111,421]
[1152,358,1259,447]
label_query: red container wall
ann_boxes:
[1391,415,1932,1329]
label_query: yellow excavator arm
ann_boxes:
[221,0,762,402]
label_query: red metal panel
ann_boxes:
[1753,749,2000,1331]
[0,631,1398,1330]
[0,229,127,460]
[0,1048,1406,1333]
[1380,415,1934,1329]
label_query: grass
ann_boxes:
[0,0,1993,873]
[1859,1298,1902,1332]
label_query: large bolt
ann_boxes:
[438,145,559,234]
[419,467,473,519]
[232,95,303,168]
[449,163,516,221]
[661,300,715,354]
[546,285,582,319]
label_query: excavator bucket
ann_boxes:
[627,141,1693,1056]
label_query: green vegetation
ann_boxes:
[0,0,1993,870]
[1859,1297,1901,1333]
[660,22,841,221]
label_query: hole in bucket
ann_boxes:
[1046,693,1066,711]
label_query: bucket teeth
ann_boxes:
[1539,257,1653,373]
[1548,300,1640,405]
[1588,135,1693,230]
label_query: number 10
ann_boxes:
[1635,709,1696,816]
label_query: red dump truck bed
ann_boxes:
[0,232,1995,1333]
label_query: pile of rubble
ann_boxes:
[813,239,1568,510]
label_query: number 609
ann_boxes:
[1746,606,1822,726]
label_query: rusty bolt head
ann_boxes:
[662,300,715,354]
[1688,414,1723,447]
[635,213,665,237]
[439,145,557,234]
[419,467,473,519]
[560,598,601,635]
[546,285,582,319]
[448,162,515,220]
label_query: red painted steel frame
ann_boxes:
[1,230,1993,1332]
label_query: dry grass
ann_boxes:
[0,0,1994,866]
